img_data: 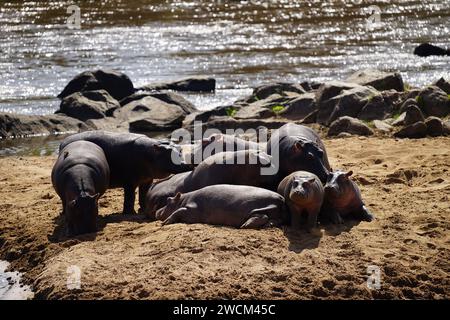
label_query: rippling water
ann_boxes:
[0,0,449,115]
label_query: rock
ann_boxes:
[327,116,374,137]
[392,112,406,126]
[399,98,419,113]
[250,82,306,101]
[138,76,215,92]
[373,120,393,133]
[336,132,353,138]
[200,116,290,132]
[404,105,425,126]
[300,110,318,124]
[318,83,378,125]
[120,91,196,114]
[414,43,450,57]
[434,77,450,94]
[0,112,88,138]
[114,96,186,132]
[183,105,235,127]
[358,95,392,121]
[416,86,450,118]
[394,121,427,139]
[404,89,421,101]
[233,94,286,119]
[56,90,120,121]
[58,69,135,101]
[425,117,444,137]
[443,121,450,135]
[346,69,404,92]
[278,92,317,120]
[381,89,404,112]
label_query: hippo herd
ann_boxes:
[51,124,374,236]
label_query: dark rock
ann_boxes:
[278,92,317,120]
[138,76,215,92]
[358,95,392,121]
[416,86,450,118]
[443,121,450,135]
[56,90,120,121]
[0,112,88,138]
[199,116,290,132]
[346,69,404,92]
[434,77,450,94]
[114,96,186,132]
[404,105,425,126]
[250,82,306,101]
[414,43,450,57]
[318,83,378,125]
[300,110,318,124]
[327,116,374,137]
[58,69,134,101]
[425,117,444,137]
[120,91,196,114]
[394,122,427,139]
[399,98,419,113]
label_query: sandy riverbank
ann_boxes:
[0,136,449,299]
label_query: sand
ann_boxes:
[0,136,449,299]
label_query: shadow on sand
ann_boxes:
[48,212,151,243]
[283,219,361,253]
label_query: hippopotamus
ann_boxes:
[184,133,265,165]
[277,171,324,230]
[177,150,279,193]
[143,171,191,219]
[59,131,192,215]
[266,123,331,183]
[51,141,110,235]
[321,170,374,224]
[156,185,287,229]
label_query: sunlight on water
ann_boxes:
[0,0,449,115]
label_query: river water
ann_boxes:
[0,0,449,116]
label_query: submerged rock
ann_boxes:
[327,116,374,137]
[58,69,135,101]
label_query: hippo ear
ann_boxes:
[174,192,182,202]
[292,141,303,153]
[327,173,334,182]
[308,177,316,184]
[346,170,353,177]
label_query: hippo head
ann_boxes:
[289,175,317,205]
[151,142,193,177]
[282,138,329,182]
[65,193,99,236]
[324,170,354,204]
[155,192,182,221]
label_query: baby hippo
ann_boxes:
[277,171,324,229]
[51,141,110,236]
[156,185,287,229]
[321,170,374,224]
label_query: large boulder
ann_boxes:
[234,94,287,119]
[425,117,444,137]
[327,116,374,137]
[403,105,425,126]
[277,92,317,120]
[249,82,306,101]
[138,76,215,92]
[316,82,378,125]
[346,69,404,92]
[416,86,450,118]
[0,112,88,138]
[394,122,427,139]
[358,95,392,121]
[120,91,196,114]
[58,69,135,101]
[114,96,186,132]
[434,77,450,94]
[56,90,120,121]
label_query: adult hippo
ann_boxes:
[52,141,110,236]
[143,171,191,219]
[277,171,324,230]
[59,131,192,215]
[320,170,374,224]
[266,123,331,183]
[156,185,287,229]
[177,149,279,193]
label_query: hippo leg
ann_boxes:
[123,185,137,215]
[306,209,319,230]
[162,207,188,226]
[328,210,344,224]
[138,183,151,213]
[358,205,375,222]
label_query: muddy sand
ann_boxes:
[0,136,449,299]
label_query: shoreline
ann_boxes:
[1,136,448,299]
